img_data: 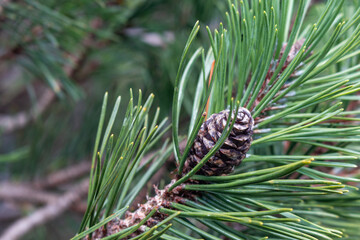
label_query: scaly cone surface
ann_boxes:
[183,108,254,176]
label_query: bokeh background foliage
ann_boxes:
[0,0,223,175]
[0,0,223,239]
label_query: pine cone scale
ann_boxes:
[183,108,254,176]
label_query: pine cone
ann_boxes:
[183,108,254,176]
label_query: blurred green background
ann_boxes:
[0,0,226,239]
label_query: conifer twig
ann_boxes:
[0,89,55,133]
[33,160,91,189]
[0,31,95,133]
[0,181,88,213]
[0,182,58,204]
[0,178,89,240]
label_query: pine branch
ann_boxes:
[33,160,91,189]
[76,0,360,239]
[0,182,58,204]
[0,88,55,133]
[0,178,89,240]
[0,33,93,133]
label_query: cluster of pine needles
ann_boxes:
[74,0,360,239]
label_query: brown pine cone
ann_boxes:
[182,108,254,176]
